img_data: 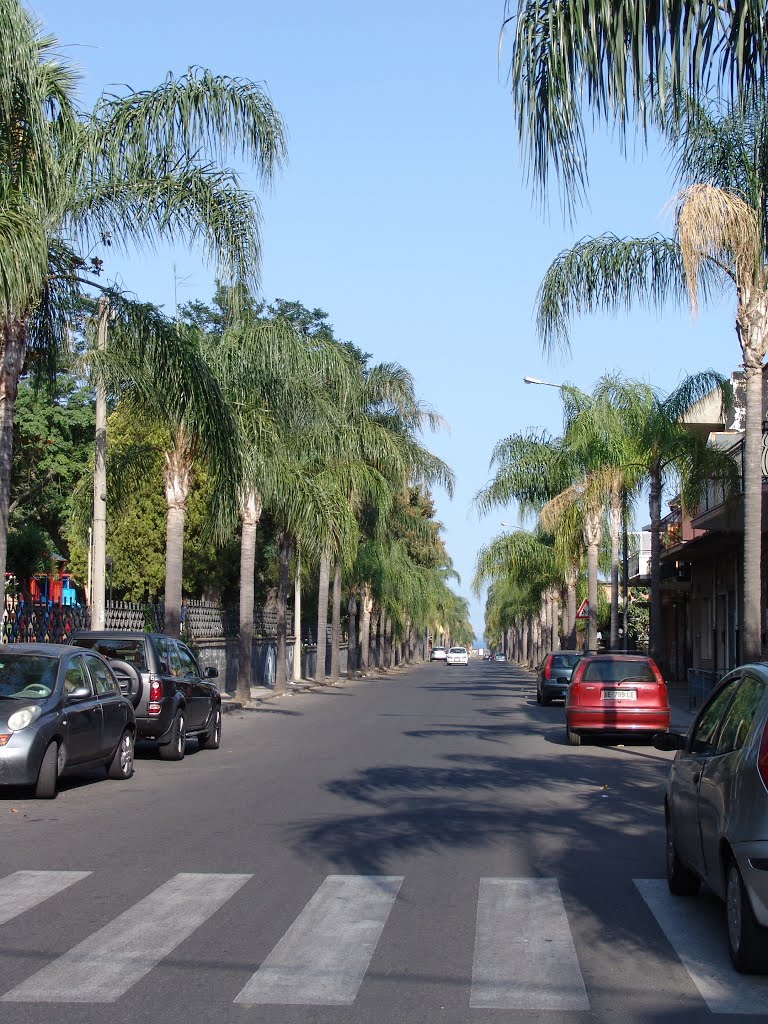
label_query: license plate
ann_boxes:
[602,689,637,700]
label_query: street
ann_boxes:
[1,660,767,1024]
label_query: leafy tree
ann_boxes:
[501,0,768,208]
[0,0,286,616]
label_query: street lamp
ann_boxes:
[523,375,563,388]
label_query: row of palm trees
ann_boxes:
[497,5,768,665]
[475,372,736,668]
[1,2,471,691]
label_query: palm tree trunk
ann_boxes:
[359,583,373,673]
[163,436,193,637]
[274,531,291,696]
[293,549,302,682]
[0,319,25,621]
[565,564,578,649]
[347,592,358,676]
[648,462,666,668]
[608,490,622,651]
[237,489,262,703]
[329,560,341,682]
[584,508,602,652]
[521,617,529,664]
[315,547,330,682]
[385,615,393,668]
[743,358,763,662]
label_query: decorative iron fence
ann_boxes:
[1,597,290,643]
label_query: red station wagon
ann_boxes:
[565,654,670,746]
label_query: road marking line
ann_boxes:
[0,871,91,926]
[234,874,403,1005]
[635,878,768,1014]
[1,872,251,1003]
[470,877,589,1010]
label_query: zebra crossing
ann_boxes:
[1,870,768,1013]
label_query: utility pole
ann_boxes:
[91,297,109,630]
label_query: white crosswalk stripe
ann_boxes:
[470,878,589,1011]
[3,870,765,1010]
[234,874,403,1005]
[1,872,251,1003]
[636,878,768,1015]
[0,871,91,927]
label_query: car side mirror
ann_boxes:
[653,732,686,751]
[205,666,218,678]
[66,686,91,702]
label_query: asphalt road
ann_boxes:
[1,660,767,1024]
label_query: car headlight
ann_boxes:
[7,705,42,732]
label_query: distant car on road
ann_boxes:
[0,644,135,799]
[536,651,582,705]
[565,653,669,746]
[430,646,447,662]
[446,646,469,666]
[656,664,768,973]
[494,653,506,662]
[69,632,221,761]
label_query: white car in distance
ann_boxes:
[430,646,447,662]
[446,646,469,666]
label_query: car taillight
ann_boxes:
[543,657,552,681]
[758,720,768,792]
[148,678,162,715]
[650,660,665,687]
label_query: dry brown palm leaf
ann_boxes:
[676,184,761,315]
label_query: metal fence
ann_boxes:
[687,667,723,710]
[1,597,291,643]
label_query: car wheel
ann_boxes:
[198,706,221,750]
[726,858,768,973]
[665,811,700,896]
[159,711,186,761]
[566,725,581,746]
[34,741,59,799]
[108,730,134,780]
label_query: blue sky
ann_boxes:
[35,0,737,640]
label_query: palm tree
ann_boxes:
[93,298,240,636]
[590,373,737,666]
[501,0,768,207]
[0,2,286,613]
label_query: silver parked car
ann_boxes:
[655,664,768,972]
[0,644,135,799]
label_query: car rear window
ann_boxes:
[550,654,580,671]
[71,638,147,670]
[581,659,655,683]
[450,648,466,653]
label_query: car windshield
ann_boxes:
[71,638,147,670]
[0,653,58,698]
[550,654,580,671]
[581,659,655,683]
[450,648,466,654]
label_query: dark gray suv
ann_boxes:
[69,632,221,760]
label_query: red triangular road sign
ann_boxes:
[576,598,589,619]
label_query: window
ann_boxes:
[64,657,92,695]
[73,638,147,669]
[551,654,581,672]
[167,643,182,677]
[175,644,198,679]
[716,674,767,754]
[152,636,171,674]
[690,677,741,755]
[582,659,655,683]
[85,656,116,695]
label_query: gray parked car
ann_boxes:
[69,632,221,760]
[536,651,582,704]
[0,644,135,798]
[656,663,768,972]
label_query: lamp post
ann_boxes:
[523,375,564,388]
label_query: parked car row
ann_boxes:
[0,631,222,799]
[532,648,768,974]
